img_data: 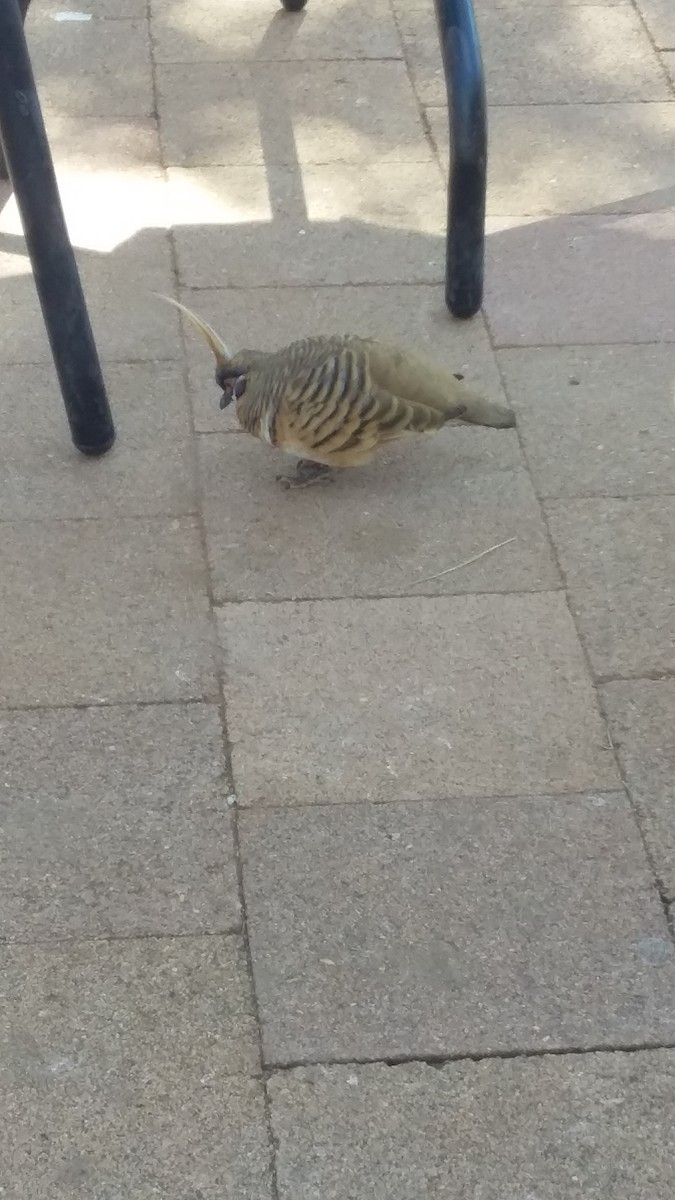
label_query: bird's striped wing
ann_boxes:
[273,343,451,467]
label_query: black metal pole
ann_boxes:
[0,0,115,455]
[434,0,487,319]
[0,0,29,179]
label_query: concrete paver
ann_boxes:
[241,796,674,1064]
[3,1076,273,1200]
[1,936,259,1086]
[36,67,154,121]
[603,680,675,902]
[427,103,675,214]
[399,4,670,106]
[45,115,162,171]
[2,0,674,1192]
[546,497,675,678]
[26,12,154,118]
[0,231,178,363]
[39,0,148,14]
[0,518,216,707]
[199,433,558,601]
[270,1054,675,1199]
[151,0,401,64]
[635,0,675,47]
[485,213,675,346]
[0,362,196,520]
[0,704,238,939]
[170,161,448,288]
[498,346,675,498]
[220,594,618,805]
[26,16,151,74]
[1,937,267,1198]
[158,60,431,167]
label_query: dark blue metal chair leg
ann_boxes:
[280,0,307,10]
[434,0,487,319]
[0,0,115,455]
[0,0,31,179]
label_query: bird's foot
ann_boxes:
[276,459,334,490]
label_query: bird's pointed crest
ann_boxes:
[153,293,232,365]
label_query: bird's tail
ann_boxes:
[363,338,515,429]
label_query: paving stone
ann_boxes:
[3,1074,271,1199]
[0,939,270,1199]
[178,285,504,433]
[484,0,630,4]
[41,0,148,14]
[1,166,168,267]
[664,52,675,86]
[45,116,162,171]
[396,0,628,10]
[402,4,669,106]
[498,346,675,498]
[546,498,675,678]
[0,229,178,363]
[0,363,195,520]
[157,61,430,167]
[151,0,401,63]
[199,433,558,601]
[0,936,259,1086]
[0,704,238,940]
[485,214,675,346]
[220,593,618,806]
[603,680,675,902]
[398,4,667,106]
[241,795,674,1063]
[426,104,675,215]
[26,15,150,72]
[170,162,447,289]
[73,233,175,362]
[269,1054,675,1199]
[26,15,154,119]
[0,518,216,707]
[2,1075,272,1199]
[37,66,154,120]
[635,0,675,47]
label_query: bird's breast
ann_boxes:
[235,390,278,446]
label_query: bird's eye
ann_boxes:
[233,375,247,399]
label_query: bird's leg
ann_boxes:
[276,458,334,490]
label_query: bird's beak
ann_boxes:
[152,293,232,367]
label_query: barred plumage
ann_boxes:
[157,297,516,488]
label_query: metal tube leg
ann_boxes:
[434,0,487,319]
[0,0,32,179]
[0,0,115,456]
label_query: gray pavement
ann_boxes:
[1,0,675,1195]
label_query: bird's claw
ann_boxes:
[276,461,334,490]
[276,472,335,491]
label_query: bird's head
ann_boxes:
[153,293,247,411]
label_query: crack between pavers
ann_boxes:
[597,668,675,684]
[0,783,626,816]
[0,926,244,948]
[264,1040,675,1074]
[210,586,566,606]
[627,0,675,96]
[0,695,219,714]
